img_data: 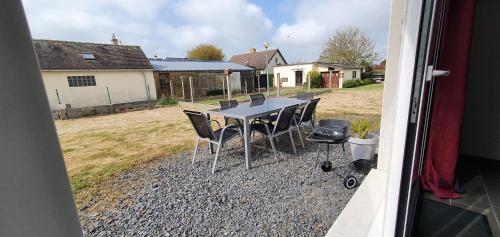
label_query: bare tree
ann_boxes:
[319,27,378,67]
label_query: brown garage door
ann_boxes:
[321,71,340,88]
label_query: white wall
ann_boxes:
[41,70,157,111]
[273,63,315,88]
[264,51,286,74]
[274,64,361,88]
[460,0,500,160]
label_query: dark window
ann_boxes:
[352,71,357,78]
[67,76,96,87]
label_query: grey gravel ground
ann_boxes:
[79,134,367,237]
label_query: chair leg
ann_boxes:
[212,143,222,174]
[288,129,297,154]
[192,137,200,165]
[268,135,278,160]
[296,126,305,148]
[342,143,347,159]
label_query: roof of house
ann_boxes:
[150,58,254,72]
[33,39,153,70]
[273,61,363,69]
[229,49,286,70]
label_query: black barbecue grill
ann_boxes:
[306,119,358,189]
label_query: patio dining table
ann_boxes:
[207,97,308,170]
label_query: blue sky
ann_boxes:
[22,0,391,63]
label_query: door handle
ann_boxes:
[432,70,450,77]
[425,66,450,81]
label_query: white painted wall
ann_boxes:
[273,63,315,87]
[263,51,286,74]
[273,63,362,88]
[41,70,157,111]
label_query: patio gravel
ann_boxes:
[78,135,367,236]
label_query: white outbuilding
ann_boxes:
[273,62,363,88]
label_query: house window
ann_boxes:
[281,77,288,82]
[82,52,95,60]
[352,71,357,78]
[67,76,96,87]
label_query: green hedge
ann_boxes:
[304,69,322,88]
[342,79,373,88]
[157,97,178,107]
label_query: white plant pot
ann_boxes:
[349,136,379,161]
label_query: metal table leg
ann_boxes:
[243,117,251,170]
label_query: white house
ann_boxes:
[273,62,362,88]
[33,39,157,111]
[230,48,287,90]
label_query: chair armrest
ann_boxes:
[218,124,239,142]
[209,120,222,130]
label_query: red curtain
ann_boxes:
[421,0,477,199]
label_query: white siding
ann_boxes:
[41,70,157,111]
[264,51,286,74]
[273,64,315,88]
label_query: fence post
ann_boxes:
[245,80,248,94]
[222,75,226,97]
[329,70,332,88]
[106,86,112,104]
[180,76,185,101]
[169,80,174,99]
[189,76,194,103]
[276,74,280,97]
[226,74,232,100]
[308,74,311,92]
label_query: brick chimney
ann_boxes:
[111,33,119,45]
[249,47,256,53]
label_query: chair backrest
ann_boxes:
[273,105,299,134]
[299,98,320,124]
[219,100,238,109]
[249,93,265,102]
[296,92,314,101]
[183,110,214,140]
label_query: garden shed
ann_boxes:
[150,58,255,100]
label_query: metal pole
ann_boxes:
[180,76,185,101]
[257,74,261,93]
[265,48,270,96]
[55,89,61,104]
[189,76,194,103]
[276,73,280,97]
[329,70,333,88]
[245,80,248,94]
[226,74,232,100]
[308,73,311,91]
[106,86,112,104]
[169,80,174,99]
[222,75,226,97]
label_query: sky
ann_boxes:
[21,0,391,63]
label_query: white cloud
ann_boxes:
[272,0,391,63]
[22,0,273,59]
[21,0,390,62]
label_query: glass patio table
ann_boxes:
[207,97,308,170]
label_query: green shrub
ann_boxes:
[351,119,379,139]
[304,69,322,88]
[157,96,178,107]
[342,79,373,88]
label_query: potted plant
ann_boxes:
[349,119,379,162]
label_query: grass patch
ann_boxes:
[157,97,178,107]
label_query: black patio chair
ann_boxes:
[248,93,277,123]
[292,98,321,148]
[249,93,265,102]
[250,104,299,159]
[184,110,242,174]
[218,100,242,126]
